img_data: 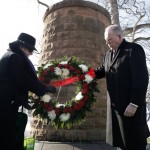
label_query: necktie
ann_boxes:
[111,49,116,61]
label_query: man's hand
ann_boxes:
[124,103,137,117]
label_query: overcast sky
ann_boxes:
[0,0,62,65]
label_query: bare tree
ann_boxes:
[109,0,120,26]
[96,1,149,44]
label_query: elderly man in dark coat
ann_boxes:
[0,33,56,150]
[94,24,149,150]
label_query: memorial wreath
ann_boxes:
[30,56,99,129]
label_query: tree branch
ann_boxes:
[123,23,150,36]
[134,37,150,43]
[36,0,49,8]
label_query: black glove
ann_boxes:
[46,85,56,93]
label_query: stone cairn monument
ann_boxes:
[31,0,110,142]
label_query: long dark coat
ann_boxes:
[0,42,51,150]
[95,39,149,150]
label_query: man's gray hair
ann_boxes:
[105,24,124,37]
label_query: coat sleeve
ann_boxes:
[8,53,52,96]
[129,44,149,106]
[94,56,106,79]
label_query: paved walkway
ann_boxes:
[34,141,150,150]
[34,141,117,150]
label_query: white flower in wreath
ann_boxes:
[55,67,62,75]
[41,94,51,103]
[60,113,70,122]
[56,103,65,108]
[62,68,70,77]
[84,74,94,83]
[75,92,83,101]
[79,64,88,73]
[48,110,56,121]
[60,61,68,65]
[43,63,53,69]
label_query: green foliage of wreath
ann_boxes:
[30,56,99,129]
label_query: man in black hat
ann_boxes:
[0,33,56,150]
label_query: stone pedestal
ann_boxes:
[31,0,110,142]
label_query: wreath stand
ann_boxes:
[40,86,85,150]
[41,86,61,150]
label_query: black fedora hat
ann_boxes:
[17,33,37,52]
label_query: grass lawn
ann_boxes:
[147,137,150,144]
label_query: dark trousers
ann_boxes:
[0,103,19,150]
[0,116,16,150]
[15,112,28,150]
[112,109,147,150]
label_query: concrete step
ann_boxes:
[34,141,117,150]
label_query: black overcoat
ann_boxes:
[95,39,149,149]
[0,42,50,150]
